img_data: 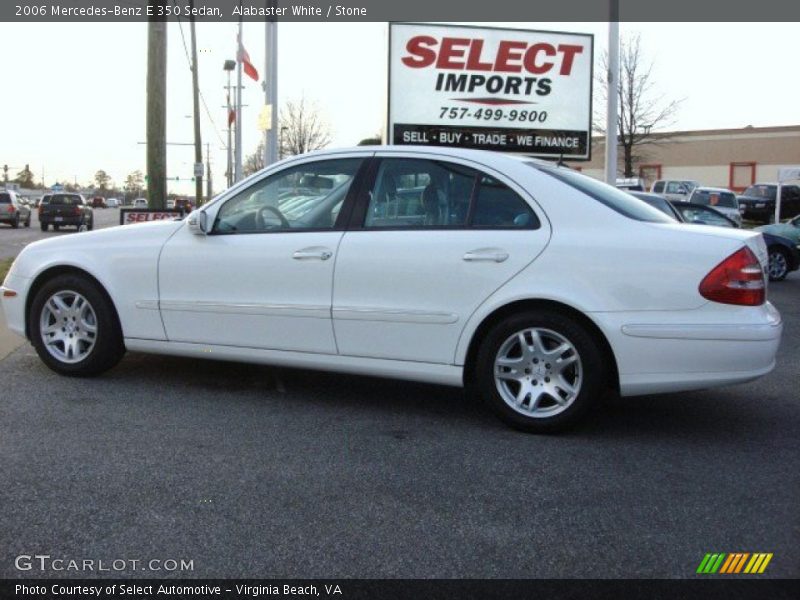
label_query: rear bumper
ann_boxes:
[593,302,783,397]
[40,216,84,225]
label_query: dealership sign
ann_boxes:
[388,23,593,159]
[120,209,183,225]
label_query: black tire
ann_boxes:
[11,215,19,229]
[29,274,125,377]
[767,247,789,282]
[88,219,94,231]
[53,224,60,231]
[40,222,48,232]
[474,309,608,433]
[25,216,31,227]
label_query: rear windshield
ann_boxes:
[0,193,10,203]
[690,189,738,208]
[534,165,674,223]
[50,194,82,205]
[742,185,776,200]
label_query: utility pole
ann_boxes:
[263,7,279,167]
[604,0,620,185]
[223,59,236,188]
[147,10,167,209]
[205,142,212,201]
[189,0,203,206]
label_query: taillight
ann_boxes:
[6,205,13,214]
[699,246,765,306]
[73,207,81,216]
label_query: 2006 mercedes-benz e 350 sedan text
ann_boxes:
[0,147,783,432]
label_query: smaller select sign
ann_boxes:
[388,23,593,159]
[120,208,183,225]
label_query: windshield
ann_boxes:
[534,165,674,223]
[742,185,776,200]
[50,194,82,205]
[674,205,735,228]
[690,189,738,208]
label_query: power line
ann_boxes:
[171,0,227,149]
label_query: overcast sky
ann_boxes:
[0,22,797,195]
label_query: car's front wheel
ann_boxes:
[767,247,789,281]
[29,274,125,376]
[475,310,607,433]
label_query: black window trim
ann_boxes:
[346,156,541,232]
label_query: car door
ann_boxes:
[158,155,368,353]
[332,153,550,364]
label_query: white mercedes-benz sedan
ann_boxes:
[0,147,783,432]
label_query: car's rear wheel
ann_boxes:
[25,215,31,227]
[29,274,125,376]
[767,247,789,281]
[53,224,60,231]
[11,214,19,229]
[40,222,48,231]
[475,310,607,433]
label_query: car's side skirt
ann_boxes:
[124,338,464,387]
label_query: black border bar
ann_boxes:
[3,1,800,22]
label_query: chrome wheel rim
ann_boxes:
[39,290,98,364]
[768,252,787,279]
[494,328,582,418]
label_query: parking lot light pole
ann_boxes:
[604,1,620,185]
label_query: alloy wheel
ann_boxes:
[39,290,98,364]
[494,327,583,418]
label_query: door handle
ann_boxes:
[463,249,509,263]
[293,248,333,260]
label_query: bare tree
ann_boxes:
[280,97,332,158]
[243,140,265,177]
[594,34,683,177]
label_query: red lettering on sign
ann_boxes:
[493,41,527,73]
[401,35,437,68]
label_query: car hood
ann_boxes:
[10,219,184,278]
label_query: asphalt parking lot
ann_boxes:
[0,207,122,260]
[0,271,797,579]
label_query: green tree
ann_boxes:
[124,170,145,198]
[94,169,112,192]
[14,164,35,188]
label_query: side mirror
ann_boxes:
[187,209,209,235]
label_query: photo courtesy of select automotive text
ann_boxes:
[1,1,799,599]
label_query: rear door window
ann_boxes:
[0,193,10,204]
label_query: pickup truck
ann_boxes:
[39,193,94,232]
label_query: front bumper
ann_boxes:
[0,272,32,338]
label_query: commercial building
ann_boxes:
[569,124,800,191]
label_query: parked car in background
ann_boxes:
[106,198,120,208]
[755,215,800,246]
[132,198,148,208]
[38,193,94,232]
[90,196,107,209]
[0,147,782,433]
[0,190,32,228]
[630,193,798,281]
[737,183,800,224]
[651,179,699,202]
[615,178,646,192]
[688,186,742,226]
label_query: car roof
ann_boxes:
[694,187,733,193]
[298,145,564,170]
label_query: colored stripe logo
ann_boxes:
[697,553,773,574]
